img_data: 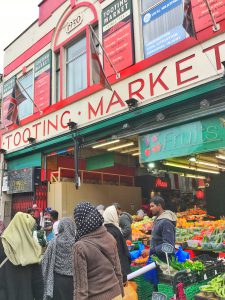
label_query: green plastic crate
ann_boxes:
[131,266,154,300]
[158,280,210,300]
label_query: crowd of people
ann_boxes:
[0,196,176,299]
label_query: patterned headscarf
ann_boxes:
[42,217,76,300]
[74,202,104,242]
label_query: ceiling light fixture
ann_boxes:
[196,160,225,170]
[216,154,225,160]
[162,161,219,174]
[107,142,134,151]
[132,152,140,156]
[189,157,197,162]
[92,139,120,149]
[121,147,139,154]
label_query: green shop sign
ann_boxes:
[139,115,225,163]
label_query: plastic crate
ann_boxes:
[130,266,154,300]
[158,280,210,300]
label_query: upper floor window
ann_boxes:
[18,70,33,119]
[141,0,186,59]
[66,36,87,97]
[56,53,60,102]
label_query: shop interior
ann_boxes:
[44,133,225,218]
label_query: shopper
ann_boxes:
[103,205,131,283]
[42,217,76,300]
[73,202,124,300]
[149,196,177,261]
[50,210,60,236]
[0,212,43,300]
[114,203,133,241]
[96,204,105,215]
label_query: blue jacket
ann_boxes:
[150,210,177,261]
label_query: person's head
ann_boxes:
[1,212,41,265]
[27,208,35,218]
[113,203,122,216]
[50,210,59,222]
[103,205,119,225]
[58,217,76,240]
[150,196,166,216]
[96,205,105,216]
[32,204,37,209]
[74,202,104,241]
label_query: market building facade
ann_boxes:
[1,0,225,223]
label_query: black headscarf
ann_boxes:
[74,202,104,242]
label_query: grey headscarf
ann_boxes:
[42,217,76,300]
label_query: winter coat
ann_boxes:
[119,212,133,241]
[73,225,124,300]
[0,239,44,300]
[150,210,177,261]
[105,223,131,282]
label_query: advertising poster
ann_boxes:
[192,0,225,32]
[102,0,134,77]
[8,168,34,194]
[142,0,186,58]
[34,50,52,113]
[2,76,16,127]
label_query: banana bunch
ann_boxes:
[200,274,225,298]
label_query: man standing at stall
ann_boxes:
[149,196,177,261]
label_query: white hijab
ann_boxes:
[103,205,121,231]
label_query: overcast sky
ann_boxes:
[0,0,40,73]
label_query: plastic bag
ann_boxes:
[144,256,158,285]
[130,243,145,260]
[175,246,190,263]
[123,281,138,300]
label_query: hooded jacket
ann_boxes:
[150,210,177,260]
[119,212,133,241]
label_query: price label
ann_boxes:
[152,292,167,300]
[161,243,174,254]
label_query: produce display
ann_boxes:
[200,274,225,298]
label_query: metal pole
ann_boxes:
[73,135,80,190]
[203,0,220,31]
[89,24,120,79]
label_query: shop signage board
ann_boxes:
[192,0,225,32]
[2,34,225,152]
[34,50,52,112]
[102,0,134,76]
[7,167,34,194]
[139,115,225,163]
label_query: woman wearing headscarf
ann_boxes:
[103,205,131,283]
[73,202,124,300]
[42,217,76,300]
[0,212,43,300]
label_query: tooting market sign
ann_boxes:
[2,34,225,152]
[139,115,225,163]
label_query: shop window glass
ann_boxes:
[56,53,60,102]
[141,0,186,59]
[66,36,87,97]
[18,70,33,119]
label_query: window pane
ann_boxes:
[142,0,186,58]
[67,38,86,62]
[67,53,87,96]
[18,71,33,119]
[56,53,60,102]
[66,37,87,97]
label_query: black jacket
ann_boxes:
[119,212,133,241]
[0,239,44,300]
[150,210,177,261]
[105,223,131,282]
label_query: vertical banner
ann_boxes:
[34,50,52,112]
[102,0,134,77]
[2,76,16,127]
[192,0,225,32]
